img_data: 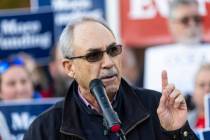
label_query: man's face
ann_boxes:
[169,4,203,44]
[193,70,210,111]
[69,22,122,95]
[0,66,33,100]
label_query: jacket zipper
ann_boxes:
[60,129,85,140]
[125,114,150,135]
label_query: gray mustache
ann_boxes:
[99,68,118,79]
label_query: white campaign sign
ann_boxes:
[144,44,210,95]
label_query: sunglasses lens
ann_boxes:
[107,44,122,57]
[194,16,202,23]
[86,51,103,62]
[71,44,122,62]
[181,17,189,25]
[180,15,202,25]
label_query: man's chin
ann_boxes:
[105,85,119,93]
[179,38,201,45]
[104,85,119,101]
[101,76,121,95]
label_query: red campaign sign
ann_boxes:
[120,0,210,47]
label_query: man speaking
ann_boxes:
[23,17,198,140]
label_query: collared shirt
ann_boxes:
[77,87,117,112]
[78,88,91,107]
[77,88,98,111]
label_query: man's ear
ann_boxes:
[62,59,75,78]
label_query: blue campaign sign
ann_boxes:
[37,0,51,7]
[0,10,54,65]
[0,98,62,140]
[30,0,51,10]
[195,129,210,140]
[52,0,106,40]
[30,0,106,41]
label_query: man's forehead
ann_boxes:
[72,21,115,49]
[173,4,199,18]
[75,20,101,27]
[73,21,111,36]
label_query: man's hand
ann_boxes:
[157,70,187,131]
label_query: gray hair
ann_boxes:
[58,17,115,58]
[168,0,198,19]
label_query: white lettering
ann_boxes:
[11,134,24,140]
[11,112,36,130]
[129,0,157,19]
[52,0,92,11]
[0,32,51,50]
[55,9,103,26]
[0,19,41,35]
[154,0,170,18]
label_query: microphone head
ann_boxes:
[89,79,104,90]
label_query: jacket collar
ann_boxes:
[118,79,150,134]
[60,79,150,138]
[60,81,85,139]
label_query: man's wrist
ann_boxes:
[161,121,199,140]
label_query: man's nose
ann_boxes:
[188,18,198,27]
[102,53,114,68]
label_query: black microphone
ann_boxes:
[89,79,121,133]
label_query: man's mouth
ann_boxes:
[100,74,118,81]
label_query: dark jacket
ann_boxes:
[23,79,198,140]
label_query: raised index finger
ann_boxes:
[161,70,168,90]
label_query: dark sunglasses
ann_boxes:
[65,44,122,62]
[178,15,203,25]
[0,57,25,74]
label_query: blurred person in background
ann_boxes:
[163,0,209,107]
[0,56,41,140]
[48,46,73,97]
[0,56,41,101]
[17,53,50,97]
[121,47,139,86]
[168,0,203,45]
[188,64,210,129]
